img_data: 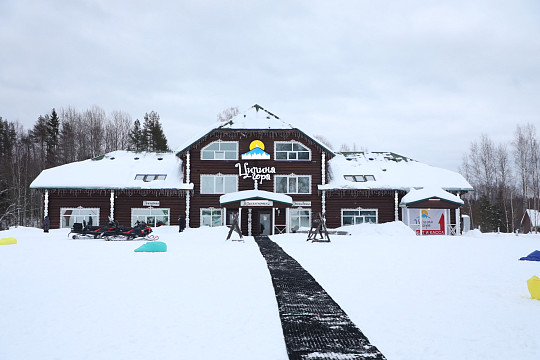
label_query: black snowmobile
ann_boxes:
[102,221,157,241]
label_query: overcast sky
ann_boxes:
[2,0,540,171]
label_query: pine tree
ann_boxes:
[46,108,60,167]
[142,111,169,152]
[30,115,49,165]
[128,119,145,151]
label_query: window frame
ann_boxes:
[289,208,311,232]
[60,207,100,228]
[134,174,167,182]
[274,141,311,161]
[200,208,224,227]
[131,208,170,227]
[341,208,378,226]
[343,175,376,182]
[200,174,238,194]
[274,174,312,194]
[200,140,239,161]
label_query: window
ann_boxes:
[275,141,310,160]
[201,141,238,160]
[131,208,170,227]
[200,175,238,194]
[201,208,223,227]
[134,174,167,182]
[343,175,376,182]
[341,209,378,226]
[275,175,311,194]
[290,209,311,232]
[61,208,100,228]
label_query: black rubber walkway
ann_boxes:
[254,235,386,360]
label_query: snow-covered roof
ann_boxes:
[525,209,540,226]
[400,187,464,206]
[220,190,293,205]
[175,104,335,156]
[319,152,473,192]
[30,151,193,190]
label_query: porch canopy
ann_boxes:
[400,187,464,208]
[220,190,293,208]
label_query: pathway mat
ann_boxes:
[254,235,386,360]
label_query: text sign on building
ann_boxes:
[235,162,276,184]
[143,201,160,207]
[241,200,273,207]
[403,209,446,235]
[293,201,311,207]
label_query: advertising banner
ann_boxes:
[403,208,447,235]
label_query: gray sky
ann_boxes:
[2,0,540,171]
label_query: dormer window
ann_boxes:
[275,141,310,160]
[201,141,238,160]
[135,174,167,182]
[344,175,376,182]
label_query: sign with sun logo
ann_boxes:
[241,140,270,160]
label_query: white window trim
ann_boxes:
[274,140,311,161]
[60,207,100,228]
[341,208,378,226]
[289,208,312,232]
[200,207,224,227]
[131,208,171,227]
[274,174,312,194]
[200,174,239,194]
[200,140,239,161]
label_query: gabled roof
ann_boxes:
[524,209,540,227]
[319,152,473,192]
[400,187,464,206]
[175,104,335,156]
[30,151,193,190]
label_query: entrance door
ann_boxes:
[259,211,271,235]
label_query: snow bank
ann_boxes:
[335,221,416,237]
[1,225,539,360]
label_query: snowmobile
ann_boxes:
[102,221,158,241]
[69,220,112,239]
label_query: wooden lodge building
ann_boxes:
[30,105,473,236]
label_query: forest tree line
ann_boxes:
[0,106,169,229]
[460,123,540,233]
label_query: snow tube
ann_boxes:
[519,250,540,261]
[134,241,167,252]
[527,276,540,300]
[0,237,17,245]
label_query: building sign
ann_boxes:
[403,209,446,235]
[293,201,312,207]
[235,162,276,184]
[241,200,273,207]
[143,201,160,207]
[241,140,270,160]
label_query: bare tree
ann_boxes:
[217,107,239,123]
[313,135,333,150]
[513,124,531,214]
[105,110,132,152]
[84,106,106,158]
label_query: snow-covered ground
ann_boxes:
[1,224,539,360]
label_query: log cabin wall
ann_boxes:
[324,190,396,228]
[114,190,186,226]
[48,189,110,228]
[179,128,330,231]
